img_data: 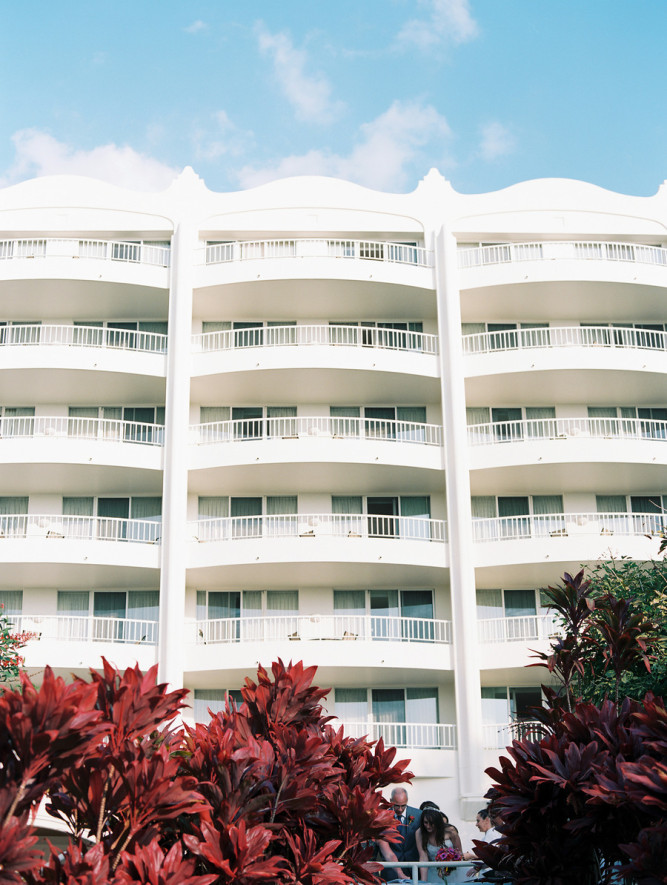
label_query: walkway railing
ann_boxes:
[0,514,161,543]
[336,720,456,749]
[193,323,438,354]
[0,416,164,446]
[472,511,665,542]
[462,324,667,355]
[478,614,559,643]
[0,323,168,353]
[467,416,667,445]
[203,238,432,267]
[196,614,452,644]
[12,613,158,644]
[458,239,667,269]
[192,513,446,543]
[483,719,546,749]
[192,416,441,447]
[0,238,170,266]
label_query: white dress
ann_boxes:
[425,839,467,883]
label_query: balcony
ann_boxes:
[463,326,667,404]
[194,240,436,319]
[482,720,544,750]
[468,416,667,495]
[191,324,439,404]
[189,416,443,494]
[477,613,558,644]
[337,719,456,750]
[458,241,667,319]
[188,514,448,588]
[0,324,167,403]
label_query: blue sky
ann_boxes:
[1,1,666,195]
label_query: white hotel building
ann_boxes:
[0,169,665,821]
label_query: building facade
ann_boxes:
[1,169,665,824]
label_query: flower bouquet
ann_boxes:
[435,845,463,879]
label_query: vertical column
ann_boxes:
[158,218,197,689]
[433,227,485,811]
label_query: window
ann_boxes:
[0,321,42,346]
[0,407,35,437]
[471,496,565,539]
[328,321,423,350]
[0,590,22,621]
[482,686,543,723]
[62,496,161,541]
[197,497,298,540]
[193,689,243,723]
[461,322,549,351]
[72,321,167,351]
[331,495,432,540]
[596,494,667,533]
[333,589,434,640]
[68,406,165,443]
[196,590,298,642]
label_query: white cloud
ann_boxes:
[397,0,478,49]
[184,20,207,34]
[236,100,451,191]
[193,110,254,161]
[0,130,179,191]
[478,122,516,161]
[256,24,344,124]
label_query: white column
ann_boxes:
[434,227,485,810]
[158,219,197,689]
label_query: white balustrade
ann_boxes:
[203,238,432,267]
[0,323,167,353]
[0,514,161,543]
[192,416,441,447]
[0,416,164,445]
[196,613,452,645]
[336,720,456,750]
[482,720,545,749]
[0,238,170,266]
[11,613,158,645]
[458,240,667,269]
[472,511,666,543]
[463,324,667,355]
[478,614,560,643]
[193,323,438,355]
[191,513,446,543]
[467,416,667,446]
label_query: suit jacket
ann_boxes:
[394,806,422,862]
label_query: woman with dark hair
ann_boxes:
[416,808,465,882]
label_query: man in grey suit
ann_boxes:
[385,787,421,881]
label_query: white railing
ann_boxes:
[483,720,545,749]
[11,613,158,644]
[462,324,667,355]
[336,720,456,750]
[472,511,666,543]
[0,416,164,446]
[0,514,161,543]
[478,614,560,643]
[467,416,667,446]
[192,416,441,447]
[193,323,438,355]
[196,614,452,644]
[458,240,667,269]
[203,239,432,267]
[0,238,170,266]
[191,513,446,543]
[0,323,168,353]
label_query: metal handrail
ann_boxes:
[0,416,164,446]
[467,416,667,445]
[192,416,442,447]
[12,613,158,644]
[203,238,432,267]
[462,324,667,355]
[0,514,161,544]
[0,323,168,353]
[458,239,667,269]
[334,719,456,749]
[0,237,170,266]
[478,614,560,643]
[472,511,665,542]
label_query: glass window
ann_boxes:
[335,688,367,720]
[504,590,537,617]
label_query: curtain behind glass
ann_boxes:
[335,688,367,721]
[372,689,405,723]
[208,592,241,619]
[266,590,298,614]
[0,590,22,615]
[198,496,229,518]
[333,590,365,614]
[504,590,537,617]
[127,590,159,621]
[406,688,438,724]
[57,590,89,616]
[532,495,563,515]
[0,497,28,514]
[194,689,227,723]
[471,496,497,518]
[476,589,503,618]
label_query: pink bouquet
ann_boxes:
[435,845,463,879]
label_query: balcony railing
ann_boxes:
[472,511,665,543]
[192,513,446,543]
[458,240,667,270]
[467,416,667,446]
[0,416,164,446]
[462,324,667,355]
[196,614,452,645]
[0,514,161,544]
[483,720,546,749]
[0,238,170,266]
[193,323,438,355]
[336,720,456,749]
[10,613,158,644]
[478,614,559,643]
[0,323,168,353]
[192,416,442,447]
[203,239,432,267]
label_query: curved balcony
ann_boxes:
[458,241,667,318]
[0,324,167,403]
[189,416,443,494]
[191,324,439,404]
[195,239,435,318]
[338,719,456,750]
[0,238,170,315]
[463,326,667,404]
[482,720,543,750]
[188,513,448,588]
[0,416,164,495]
[477,613,559,670]
[468,416,667,495]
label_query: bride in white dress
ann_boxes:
[416,808,467,883]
